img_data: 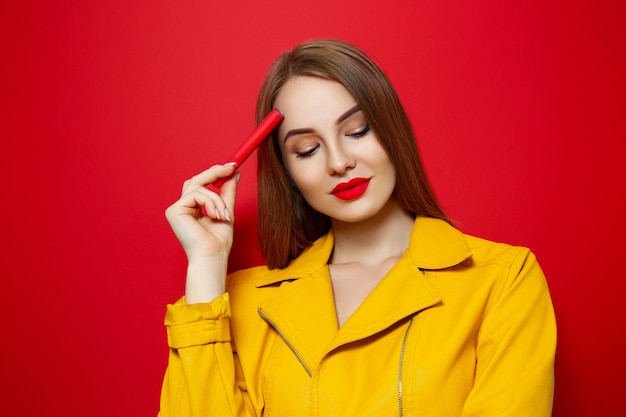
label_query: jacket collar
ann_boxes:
[254,217,472,362]
[255,217,471,287]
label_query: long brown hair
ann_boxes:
[256,39,448,269]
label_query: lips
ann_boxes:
[331,177,370,201]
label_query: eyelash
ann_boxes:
[294,124,371,159]
[296,147,319,158]
[349,124,371,138]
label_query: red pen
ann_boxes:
[210,108,284,189]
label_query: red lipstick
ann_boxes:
[331,177,370,201]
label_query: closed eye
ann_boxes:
[296,145,319,158]
[348,124,371,138]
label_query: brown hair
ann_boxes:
[256,39,448,269]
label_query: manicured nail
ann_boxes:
[236,172,242,183]
[224,208,232,222]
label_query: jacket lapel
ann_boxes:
[330,217,472,349]
[258,267,338,374]
[256,233,338,372]
[255,217,472,367]
[328,257,441,351]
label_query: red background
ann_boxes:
[2,1,624,416]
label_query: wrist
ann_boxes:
[184,256,228,304]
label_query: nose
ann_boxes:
[326,142,356,175]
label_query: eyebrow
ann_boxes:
[283,105,362,142]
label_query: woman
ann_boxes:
[160,39,556,416]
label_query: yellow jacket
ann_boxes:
[159,217,556,416]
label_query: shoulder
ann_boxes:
[223,265,278,325]
[414,217,547,295]
[457,233,549,307]
[409,217,537,273]
[225,261,313,302]
[225,265,276,300]
[463,233,536,270]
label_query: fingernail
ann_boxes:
[236,172,242,183]
[224,208,232,222]
[224,162,237,167]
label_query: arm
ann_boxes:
[159,165,260,416]
[462,248,557,417]
[164,164,238,303]
[158,294,259,417]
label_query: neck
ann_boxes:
[329,200,415,266]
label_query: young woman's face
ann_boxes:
[275,76,397,224]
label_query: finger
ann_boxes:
[183,163,237,194]
[170,186,225,221]
[218,171,240,221]
[177,179,232,222]
[192,186,237,222]
[197,185,232,221]
[181,178,191,194]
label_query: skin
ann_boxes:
[276,76,398,225]
[166,76,415,325]
[165,163,239,303]
[275,76,415,325]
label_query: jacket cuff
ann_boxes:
[164,293,231,348]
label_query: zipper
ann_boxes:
[258,307,312,377]
[398,317,414,417]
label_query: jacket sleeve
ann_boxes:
[462,248,557,417]
[158,293,260,417]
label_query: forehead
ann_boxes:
[274,76,358,125]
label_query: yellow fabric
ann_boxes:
[159,217,556,416]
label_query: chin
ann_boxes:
[330,205,389,225]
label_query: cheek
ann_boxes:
[281,154,323,194]
[365,143,396,188]
[284,164,329,206]
[288,169,318,195]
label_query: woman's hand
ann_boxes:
[165,163,239,303]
